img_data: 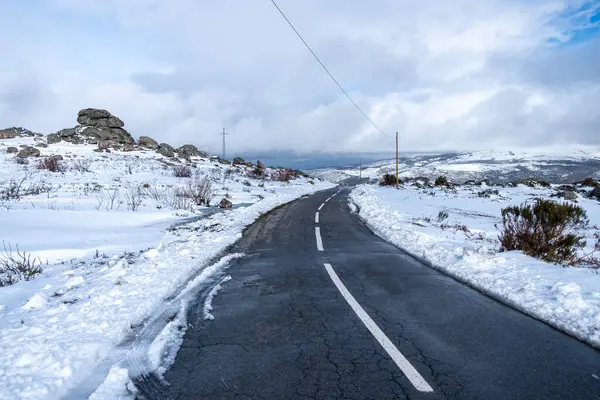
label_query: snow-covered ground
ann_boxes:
[0,136,334,399]
[350,184,600,348]
[311,148,600,184]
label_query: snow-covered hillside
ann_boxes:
[350,183,600,348]
[0,133,333,399]
[311,148,600,185]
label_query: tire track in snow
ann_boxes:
[65,254,243,400]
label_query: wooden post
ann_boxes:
[395,132,399,187]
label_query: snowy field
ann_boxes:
[0,136,334,399]
[311,148,600,184]
[350,184,600,348]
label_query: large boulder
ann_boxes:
[257,160,265,170]
[0,128,18,139]
[177,144,208,158]
[6,147,18,154]
[56,128,76,138]
[0,127,37,139]
[591,187,600,200]
[47,133,62,144]
[232,157,245,165]
[232,156,253,167]
[16,146,41,158]
[80,126,134,144]
[77,108,124,128]
[219,198,233,209]
[157,143,175,158]
[558,190,578,201]
[138,136,159,149]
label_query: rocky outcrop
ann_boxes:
[176,144,208,158]
[56,128,76,139]
[0,127,39,139]
[77,108,124,128]
[54,109,135,146]
[46,133,61,144]
[16,146,41,158]
[257,160,265,170]
[81,126,133,144]
[232,156,253,167]
[6,147,18,154]
[157,143,175,158]
[138,136,159,149]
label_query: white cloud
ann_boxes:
[0,0,598,154]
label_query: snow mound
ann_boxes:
[22,293,48,310]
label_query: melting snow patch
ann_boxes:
[147,302,188,378]
[204,276,232,321]
[89,366,136,400]
[142,248,160,259]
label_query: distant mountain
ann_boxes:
[310,149,600,184]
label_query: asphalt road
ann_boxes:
[144,187,600,399]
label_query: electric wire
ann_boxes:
[268,0,392,138]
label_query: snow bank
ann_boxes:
[350,185,600,348]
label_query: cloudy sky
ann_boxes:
[0,0,599,158]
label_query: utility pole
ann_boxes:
[220,128,228,160]
[220,128,229,189]
[395,132,399,187]
[359,157,362,182]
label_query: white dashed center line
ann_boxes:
[315,212,319,224]
[323,263,434,393]
[318,203,324,211]
[315,227,324,251]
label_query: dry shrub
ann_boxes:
[172,165,192,178]
[124,186,144,211]
[73,158,92,173]
[184,175,214,206]
[0,242,43,286]
[37,157,65,173]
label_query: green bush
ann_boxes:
[499,198,588,264]
[435,175,448,186]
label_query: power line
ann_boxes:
[268,0,391,138]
